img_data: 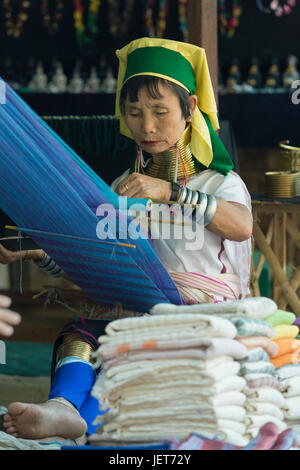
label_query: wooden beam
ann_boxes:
[187,0,218,102]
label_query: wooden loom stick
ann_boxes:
[5,225,136,249]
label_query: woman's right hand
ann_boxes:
[0,295,21,337]
[0,244,46,264]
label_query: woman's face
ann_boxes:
[124,81,196,154]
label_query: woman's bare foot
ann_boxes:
[3,399,87,440]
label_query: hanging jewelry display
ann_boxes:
[73,0,101,46]
[256,0,296,16]
[256,0,271,12]
[107,0,135,38]
[73,0,87,44]
[218,0,243,38]
[3,0,30,38]
[178,0,188,42]
[145,0,169,38]
[88,0,101,35]
[41,0,64,35]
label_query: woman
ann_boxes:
[3,38,252,443]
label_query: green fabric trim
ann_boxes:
[129,112,234,177]
[123,47,196,94]
[197,113,234,176]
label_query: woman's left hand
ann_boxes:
[116,172,172,201]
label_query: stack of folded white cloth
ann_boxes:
[217,301,287,442]
[276,364,300,443]
[147,296,289,444]
[241,355,286,441]
[90,311,250,446]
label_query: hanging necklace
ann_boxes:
[218,0,243,38]
[73,0,86,44]
[140,125,197,183]
[3,0,30,38]
[108,0,134,38]
[256,0,297,16]
[145,0,169,38]
[74,0,101,46]
[88,0,101,35]
[41,0,64,35]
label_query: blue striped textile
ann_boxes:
[0,80,183,311]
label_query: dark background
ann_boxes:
[0,1,299,148]
[0,0,184,81]
[0,1,299,80]
[218,0,300,80]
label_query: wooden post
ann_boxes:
[187,0,218,103]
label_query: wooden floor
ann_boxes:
[0,374,50,408]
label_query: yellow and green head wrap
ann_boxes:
[115,37,229,170]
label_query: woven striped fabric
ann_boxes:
[169,423,298,450]
[0,80,183,312]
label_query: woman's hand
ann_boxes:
[0,295,21,337]
[116,172,172,201]
[0,244,46,264]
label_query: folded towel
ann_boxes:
[110,388,216,407]
[270,352,300,369]
[211,391,246,407]
[280,376,300,397]
[237,336,278,357]
[215,405,246,422]
[109,402,215,418]
[92,360,241,405]
[272,338,300,357]
[89,426,219,443]
[276,363,300,380]
[99,413,218,434]
[272,325,299,340]
[240,360,275,375]
[150,297,277,319]
[97,337,248,363]
[245,387,285,407]
[245,402,284,421]
[225,317,275,338]
[103,314,237,338]
[265,310,296,327]
[240,347,270,363]
[100,378,216,404]
[219,429,248,447]
[282,396,300,420]
[214,375,247,394]
[95,316,238,363]
[244,375,281,391]
[245,415,287,432]
[104,357,236,380]
[244,372,277,381]
[218,419,246,435]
